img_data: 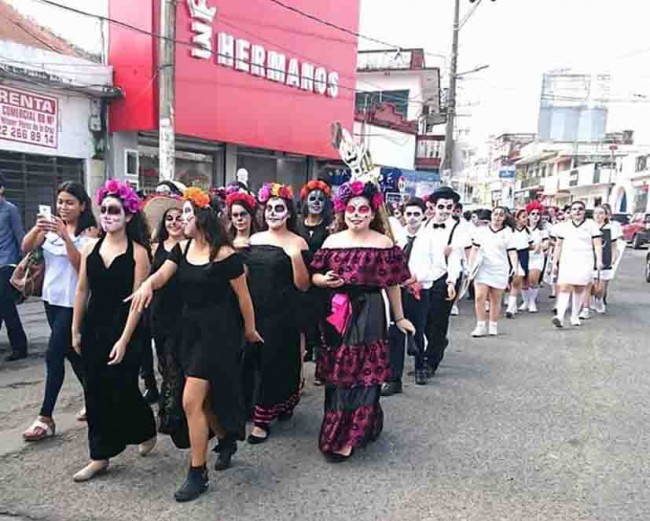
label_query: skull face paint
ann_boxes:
[404,205,424,229]
[230,203,252,233]
[99,196,126,233]
[182,201,197,237]
[345,196,373,232]
[306,189,326,216]
[265,197,289,230]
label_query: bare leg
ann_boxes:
[183,377,211,467]
[474,283,489,323]
[488,288,504,323]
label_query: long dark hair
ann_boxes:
[261,196,299,234]
[193,200,232,261]
[153,206,182,243]
[57,181,96,236]
[227,199,259,240]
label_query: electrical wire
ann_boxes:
[28,0,440,110]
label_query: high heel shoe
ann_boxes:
[73,461,109,482]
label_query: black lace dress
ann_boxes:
[81,237,156,460]
[168,242,246,441]
[243,245,302,427]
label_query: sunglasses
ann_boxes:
[346,204,371,215]
[529,211,540,216]
[436,203,454,210]
[100,205,122,216]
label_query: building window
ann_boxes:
[355,90,410,118]
[635,155,648,172]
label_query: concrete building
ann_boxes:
[609,152,650,213]
[0,1,115,227]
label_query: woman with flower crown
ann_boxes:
[225,185,259,250]
[126,187,261,502]
[243,183,310,444]
[70,179,156,482]
[310,179,415,462]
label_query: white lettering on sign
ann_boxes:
[186,0,340,98]
[0,86,58,149]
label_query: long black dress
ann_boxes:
[244,245,302,427]
[168,242,246,441]
[81,237,156,461]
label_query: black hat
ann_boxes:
[429,186,460,204]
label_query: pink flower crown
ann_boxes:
[96,179,142,214]
[333,180,383,213]
[258,182,293,203]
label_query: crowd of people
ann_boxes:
[0,170,622,503]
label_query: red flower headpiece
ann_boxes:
[526,200,544,214]
[300,179,331,200]
[226,191,257,211]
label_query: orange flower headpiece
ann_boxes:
[258,182,293,203]
[300,179,331,200]
[183,187,211,209]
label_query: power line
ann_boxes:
[28,0,438,110]
[264,0,447,60]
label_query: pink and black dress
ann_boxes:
[311,247,410,453]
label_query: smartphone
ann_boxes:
[38,205,53,220]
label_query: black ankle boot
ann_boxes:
[174,465,208,503]
[214,438,237,471]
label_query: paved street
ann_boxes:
[0,250,649,521]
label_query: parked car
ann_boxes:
[623,212,650,249]
[646,250,650,282]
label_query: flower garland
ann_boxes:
[96,179,142,214]
[183,187,211,209]
[257,182,293,203]
[300,179,331,200]
[333,180,384,213]
[226,191,257,211]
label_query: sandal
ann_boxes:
[23,418,55,442]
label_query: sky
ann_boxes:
[359,0,650,147]
[7,0,650,149]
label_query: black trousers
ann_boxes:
[424,276,455,372]
[0,266,27,354]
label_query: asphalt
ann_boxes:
[0,250,649,521]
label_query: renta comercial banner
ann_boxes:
[0,86,58,149]
[109,0,360,159]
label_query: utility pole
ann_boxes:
[158,0,176,181]
[442,0,460,180]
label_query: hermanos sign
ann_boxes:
[186,0,340,99]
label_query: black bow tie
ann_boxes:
[432,223,446,229]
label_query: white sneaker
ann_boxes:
[579,308,591,320]
[471,323,488,337]
[570,316,582,327]
[518,301,528,312]
[528,300,538,313]
[594,300,606,314]
[488,322,498,336]
[451,304,459,316]
[505,306,517,319]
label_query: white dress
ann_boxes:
[473,226,516,290]
[556,219,602,286]
[529,226,550,272]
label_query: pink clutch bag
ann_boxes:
[326,293,352,335]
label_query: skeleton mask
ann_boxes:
[344,196,373,232]
[182,201,197,236]
[404,206,424,229]
[306,190,326,216]
[265,197,289,230]
[99,196,127,233]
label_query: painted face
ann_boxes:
[529,209,541,226]
[230,203,252,233]
[491,208,506,228]
[404,205,424,228]
[570,204,586,221]
[164,209,183,238]
[182,201,197,237]
[306,190,326,215]
[425,200,436,220]
[433,198,454,222]
[345,196,373,232]
[594,207,606,224]
[99,196,126,233]
[57,191,83,225]
[265,197,289,230]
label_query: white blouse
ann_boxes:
[42,232,89,308]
